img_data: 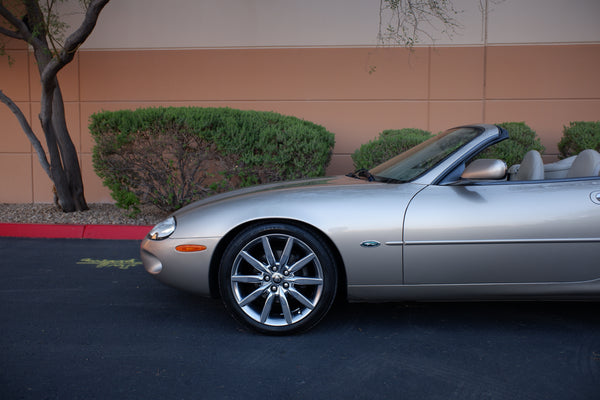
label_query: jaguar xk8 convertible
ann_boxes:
[140,124,600,334]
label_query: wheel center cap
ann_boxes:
[272,273,283,284]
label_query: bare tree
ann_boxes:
[378,0,508,47]
[378,0,461,46]
[0,0,110,212]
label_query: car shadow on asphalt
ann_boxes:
[150,284,600,337]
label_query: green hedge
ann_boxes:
[558,121,600,158]
[351,128,433,170]
[91,107,335,213]
[477,122,545,166]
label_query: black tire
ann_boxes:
[219,223,338,335]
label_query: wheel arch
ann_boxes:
[208,218,347,301]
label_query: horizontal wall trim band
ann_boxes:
[75,41,600,51]
[386,238,600,246]
[10,42,600,53]
[18,98,598,105]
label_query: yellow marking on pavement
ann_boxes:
[77,258,142,270]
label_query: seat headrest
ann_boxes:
[566,149,600,178]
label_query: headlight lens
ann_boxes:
[148,217,176,240]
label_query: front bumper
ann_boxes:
[140,237,221,296]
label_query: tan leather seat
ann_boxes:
[543,155,576,179]
[512,150,544,181]
[566,149,600,178]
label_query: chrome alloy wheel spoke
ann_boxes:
[238,283,269,307]
[261,236,277,267]
[260,291,277,323]
[288,276,323,286]
[279,237,294,269]
[231,274,264,284]
[287,253,316,274]
[240,251,270,275]
[288,287,315,310]
[278,287,293,324]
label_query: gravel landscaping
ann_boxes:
[0,203,168,226]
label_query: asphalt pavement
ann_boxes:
[1,237,599,400]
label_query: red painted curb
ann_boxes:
[0,223,152,240]
[83,225,152,240]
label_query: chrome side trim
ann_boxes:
[397,238,600,246]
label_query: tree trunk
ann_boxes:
[39,75,88,212]
[52,85,88,211]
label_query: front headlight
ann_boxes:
[148,216,176,240]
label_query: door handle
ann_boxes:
[591,191,600,205]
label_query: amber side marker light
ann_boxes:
[175,244,207,252]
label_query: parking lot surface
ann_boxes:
[1,237,599,399]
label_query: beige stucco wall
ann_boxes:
[76,0,600,48]
[1,0,599,203]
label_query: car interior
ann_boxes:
[508,149,600,181]
[456,148,600,184]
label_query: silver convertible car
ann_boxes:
[141,124,600,334]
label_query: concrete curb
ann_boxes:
[0,223,152,240]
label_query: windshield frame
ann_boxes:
[370,126,487,184]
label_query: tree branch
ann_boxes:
[0,25,23,40]
[0,89,52,179]
[0,3,31,39]
[378,0,460,47]
[62,0,109,55]
[0,3,28,32]
[0,1,46,47]
[41,0,109,82]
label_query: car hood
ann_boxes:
[169,175,426,239]
[172,175,369,215]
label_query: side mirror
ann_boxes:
[461,159,507,180]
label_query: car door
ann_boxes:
[402,179,600,284]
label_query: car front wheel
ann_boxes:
[219,223,338,334]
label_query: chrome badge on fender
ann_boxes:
[360,240,381,248]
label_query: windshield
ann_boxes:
[370,126,484,182]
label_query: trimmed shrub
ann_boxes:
[351,128,433,170]
[558,121,600,158]
[91,107,335,213]
[478,122,545,167]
